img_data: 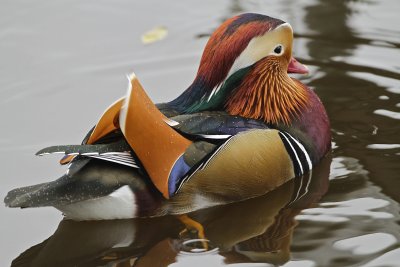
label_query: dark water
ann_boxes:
[1,0,399,266]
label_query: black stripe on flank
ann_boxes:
[278,132,302,177]
[285,134,311,173]
[279,132,311,176]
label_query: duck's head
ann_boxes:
[197,13,308,86]
[170,13,309,125]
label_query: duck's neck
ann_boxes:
[167,76,211,112]
[168,66,252,113]
[225,57,309,125]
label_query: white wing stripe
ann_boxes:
[200,137,233,171]
[176,137,233,194]
[198,134,232,139]
[88,155,138,168]
[85,151,138,168]
[97,156,135,163]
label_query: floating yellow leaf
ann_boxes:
[141,26,168,44]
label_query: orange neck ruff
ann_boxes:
[225,57,309,125]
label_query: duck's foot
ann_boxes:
[177,214,208,250]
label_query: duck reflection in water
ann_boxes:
[11,155,331,267]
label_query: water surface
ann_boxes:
[1,0,399,266]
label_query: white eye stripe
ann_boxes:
[225,22,292,77]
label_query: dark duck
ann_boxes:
[4,13,331,220]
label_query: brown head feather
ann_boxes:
[197,15,284,89]
[225,57,309,125]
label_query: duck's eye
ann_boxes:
[273,45,283,55]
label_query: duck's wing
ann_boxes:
[38,134,139,168]
[36,73,311,202]
[58,97,123,165]
[86,98,124,144]
[40,112,268,169]
[114,74,272,199]
[169,111,270,137]
[117,73,195,199]
[57,97,180,166]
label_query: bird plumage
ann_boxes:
[4,13,331,220]
[168,14,286,113]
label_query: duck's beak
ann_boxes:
[287,57,309,74]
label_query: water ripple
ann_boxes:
[363,248,400,267]
[367,144,400,149]
[333,233,397,255]
[297,197,393,223]
[374,109,400,120]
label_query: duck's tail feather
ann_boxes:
[4,159,136,209]
[4,158,165,219]
[5,182,50,208]
[3,173,99,209]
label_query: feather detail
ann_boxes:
[36,141,131,156]
[171,129,296,202]
[119,73,192,198]
[36,142,138,168]
[225,57,309,125]
[58,98,124,166]
[88,153,138,168]
[168,14,285,112]
[170,112,270,137]
[86,98,124,144]
[197,15,284,89]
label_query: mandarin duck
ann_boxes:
[4,13,331,220]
